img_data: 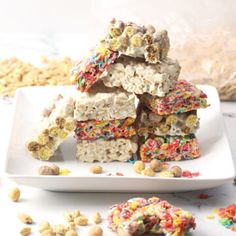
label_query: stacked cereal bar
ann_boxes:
[108,197,196,235]
[74,84,138,162]
[27,95,75,160]
[138,80,208,162]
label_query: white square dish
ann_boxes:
[4,85,235,192]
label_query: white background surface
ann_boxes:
[0,1,236,234]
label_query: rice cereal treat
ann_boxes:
[108,197,196,236]
[70,46,118,92]
[73,84,138,121]
[137,108,199,137]
[100,18,170,63]
[76,138,137,162]
[27,95,76,160]
[140,80,208,115]
[139,135,200,162]
[74,117,136,141]
[102,56,180,96]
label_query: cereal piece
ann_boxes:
[39,221,51,233]
[89,225,103,236]
[38,166,55,175]
[8,187,20,202]
[54,224,66,235]
[133,161,145,174]
[76,139,137,163]
[72,209,81,218]
[50,164,60,175]
[18,213,33,224]
[170,166,182,177]
[150,159,163,172]
[140,80,209,115]
[159,170,174,178]
[90,166,103,174]
[41,228,56,236]
[27,141,40,152]
[55,117,66,128]
[140,135,200,162]
[74,216,88,226]
[93,212,102,224]
[141,167,155,177]
[102,56,180,96]
[20,227,31,236]
[65,230,78,236]
[64,211,74,222]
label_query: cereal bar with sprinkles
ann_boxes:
[137,107,199,137]
[70,46,118,92]
[27,94,75,160]
[102,55,180,96]
[108,196,196,235]
[139,135,200,162]
[76,138,137,162]
[74,117,136,141]
[139,80,209,115]
[100,18,170,63]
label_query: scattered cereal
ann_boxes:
[89,225,103,236]
[74,216,88,226]
[54,224,66,235]
[64,211,74,222]
[20,227,31,236]
[90,166,103,174]
[65,229,78,236]
[38,165,60,175]
[18,213,33,224]
[8,187,21,202]
[93,212,102,224]
[170,166,182,177]
[67,222,76,230]
[150,159,163,172]
[39,221,51,233]
[72,209,81,218]
[133,161,145,174]
[141,167,155,177]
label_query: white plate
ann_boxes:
[4,85,235,192]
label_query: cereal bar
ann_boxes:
[76,138,137,162]
[100,18,170,63]
[108,197,196,236]
[102,56,180,96]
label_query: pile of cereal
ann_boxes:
[0,57,74,97]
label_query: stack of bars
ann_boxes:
[71,19,208,163]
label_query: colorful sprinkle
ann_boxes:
[206,215,215,220]
[197,194,209,199]
[182,170,200,178]
[59,169,71,176]
[116,172,124,176]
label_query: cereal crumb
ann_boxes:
[8,187,20,202]
[50,164,60,175]
[65,230,78,236]
[38,165,59,175]
[133,161,145,174]
[20,227,31,236]
[89,225,103,236]
[74,216,88,226]
[67,222,76,230]
[93,212,102,224]
[159,170,174,178]
[170,165,182,177]
[18,213,33,224]
[150,159,163,172]
[90,166,103,174]
[59,169,71,176]
[41,229,56,236]
[141,167,155,177]
[64,211,74,222]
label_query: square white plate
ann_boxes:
[4,85,235,192]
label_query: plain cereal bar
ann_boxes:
[76,138,137,162]
[102,56,180,96]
